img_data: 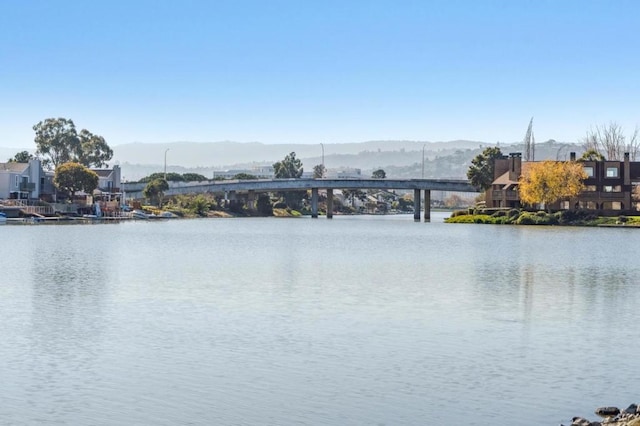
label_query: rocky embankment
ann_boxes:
[567,404,640,426]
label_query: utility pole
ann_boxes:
[422,143,426,178]
[164,148,170,180]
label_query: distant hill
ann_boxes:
[113,139,583,181]
[111,140,488,168]
[1,139,583,181]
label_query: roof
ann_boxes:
[93,169,114,178]
[493,171,515,186]
[0,162,29,173]
[492,162,533,187]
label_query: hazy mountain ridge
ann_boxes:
[113,140,582,181]
[111,140,490,168]
[2,139,583,182]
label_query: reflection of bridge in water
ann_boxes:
[123,178,477,221]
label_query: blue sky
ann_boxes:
[1,0,639,150]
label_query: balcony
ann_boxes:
[492,190,519,200]
[19,182,35,191]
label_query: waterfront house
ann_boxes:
[486,152,640,215]
[92,165,122,196]
[0,159,43,200]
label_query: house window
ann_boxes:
[606,167,619,177]
[612,202,622,210]
[560,201,570,210]
[583,166,594,177]
[585,185,597,192]
[603,185,622,193]
[585,201,597,209]
[15,176,19,188]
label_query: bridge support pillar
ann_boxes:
[327,189,333,219]
[423,190,431,222]
[414,189,421,221]
[311,188,318,218]
[247,190,256,212]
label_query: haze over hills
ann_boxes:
[109,139,582,181]
[1,139,583,182]
[111,140,488,168]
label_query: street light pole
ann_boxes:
[422,143,426,179]
[320,143,325,177]
[164,148,170,180]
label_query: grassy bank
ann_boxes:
[445,208,640,226]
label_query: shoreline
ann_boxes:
[568,403,640,426]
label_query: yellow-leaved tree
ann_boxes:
[518,161,587,213]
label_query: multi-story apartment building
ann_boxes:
[486,152,639,215]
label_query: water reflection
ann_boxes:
[0,218,639,425]
[25,231,112,421]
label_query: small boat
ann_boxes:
[0,212,6,224]
[131,210,150,219]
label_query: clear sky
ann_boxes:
[1,0,639,150]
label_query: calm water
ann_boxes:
[1,212,638,425]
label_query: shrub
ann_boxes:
[516,212,536,225]
[516,211,557,225]
[556,209,597,225]
[190,195,211,216]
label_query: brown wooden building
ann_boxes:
[486,152,640,215]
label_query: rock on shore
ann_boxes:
[566,403,640,426]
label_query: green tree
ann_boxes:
[579,148,605,162]
[53,162,99,201]
[8,151,34,163]
[76,129,113,167]
[313,164,326,178]
[273,152,303,178]
[343,189,367,208]
[233,173,258,180]
[273,152,304,208]
[182,173,208,182]
[143,178,170,207]
[33,117,112,169]
[140,172,183,183]
[466,146,503,191]
[518,161,587,213]
[33,118,79,170]
[189,194,211,216]
[372,169,386,179]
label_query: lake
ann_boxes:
[0,212,638,425]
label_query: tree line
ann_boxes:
[6,117,114,201]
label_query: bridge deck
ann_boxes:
[123,178,476,198]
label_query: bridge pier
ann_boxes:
[311,188,318,218]
[326,189,333,219]
[424,190,431,222]
[247,190,256,212]
[413,189,421,221]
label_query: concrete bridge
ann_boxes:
[123,178,477,221]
